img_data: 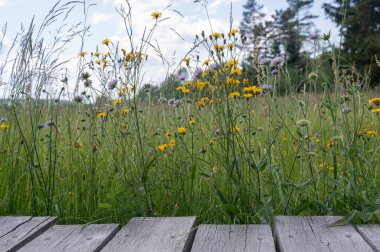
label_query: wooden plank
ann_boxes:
[273,216,374,252]
[101,217,197,252]
[0,216,58,251]
[19,224,120,252]
[356,225,380,252]
[191,224,276,252]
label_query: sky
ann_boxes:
[0,0,339,96]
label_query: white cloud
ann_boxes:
[91,12,114,25]
[0,0,6,7]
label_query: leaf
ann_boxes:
[328,210,358,227]
[98,203,112,209]
[213,185,228,205]
[142,157,157,183]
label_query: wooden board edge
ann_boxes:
[93,224,121,252]
[9,216,59,252]
[355,225,380,252]
[182,217,198,252]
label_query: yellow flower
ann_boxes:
[367,130,377,136]
[113,99,122,106]
[93,51,100,57]
[122,109,129,115]
[189,119,196,125]
[177,127,186,134]
[151,11,162,20]
[202,59,212,66]
[230,127,241,134]
[165,131,171,137]
[326,139,334,148]
[168,139,175,148]
[196,80,206,90]
[372,108,380,115]
[252,86,262,95]
[243,93,253,99]
[211,32,221,39]
[97,112,107,118]
[227,43,234,49]
[157,143,167,152]
[319,162,334,170]
[0,123,10,129]
[102,38,111,46]
[183,57,191,63]
[229,91,240,98]
[182,88,190,94]
[228,28,239,37]
[121,48,127,55]
[125,53,134,61]
[243,78,249,85]
[369,97,380,105]
[209,139,214,145]
[230,68,242,76]
[79,51,86,57]
[95,60,101,65]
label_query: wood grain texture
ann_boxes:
[274,216,374,252]
[19,224,120,252]
[356,225,380,252]
[0,216,58,252]
[191,224,276,252]
[101,217,197,252]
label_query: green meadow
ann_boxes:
[0,0,379,225]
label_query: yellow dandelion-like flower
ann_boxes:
[230,127,241,134]
[369,97,380,105]
[243,93,253,99]
[157,143,167,152]
[121,48,127,55]
[189,119,196,125]
[209,139,214,145]
[95,60,101,65]
[183,57,191,63]
[102,38,111,46]
[230,68,242,76]
[372,108,380,115]
[168,139,176,148]
[367,130,377,136]
[228,28,239,37]
[93,51,100,57]
[227,43,234,49]
[181,88,190,94]
[151,11,162,20]
[243,78,249,85]
[211,32,221,39]
[79,51,86,57]
[177,127,186,134]
[229,91,240,98]
[196,80,206,90]
[252,86,262,95]
[0,123,10,129]
[122,109,129,115]
[113,99,122,106]
[165,131,171,137]
[202,59,212,66]
[97,112,107,118]
[125,53,134,61]
[326,139,334,148]
[319,162,334,170]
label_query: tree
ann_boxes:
[324,0,380,85]
[240,0,265,52]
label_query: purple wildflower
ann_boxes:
[168,99,175,106]
[309,33,320,40]
[176,71,189,82]
[271,69,279,75]
[174,99,182,107]
[193,67,202,81]
[107,79,118,90]
[214,128,221,136]
[259,57,272,65]
[270,56,284,66]
[261,84,273,94]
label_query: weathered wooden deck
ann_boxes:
[0,216,379,252]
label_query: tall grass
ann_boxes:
[0,0,379,225]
